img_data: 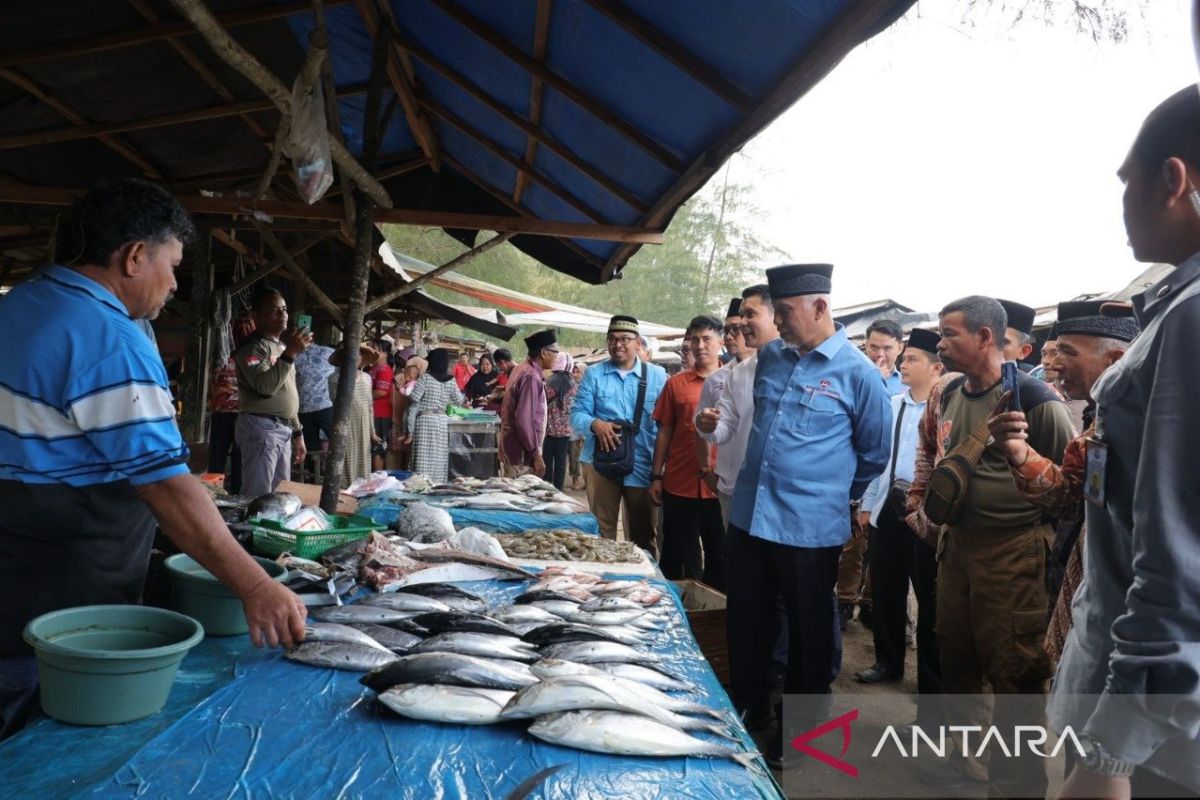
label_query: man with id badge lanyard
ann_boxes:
[1044,86,1200,799]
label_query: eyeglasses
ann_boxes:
[607,335,637,346]
[722,326,739,336]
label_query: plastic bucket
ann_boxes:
[23,605,204,726]
[164,554,287,635]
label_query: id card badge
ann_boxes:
[1084,437,1108,507]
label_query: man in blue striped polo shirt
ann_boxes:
[0,179,306,738]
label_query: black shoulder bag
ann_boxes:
[592,363,648,481]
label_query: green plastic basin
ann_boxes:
[164,554,287,636]
[23,604,204,726]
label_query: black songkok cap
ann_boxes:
[726,298,742,318]
[905,328,942,355]
[997,299,1036,335]
[524,329,558,351]
[766,263,833,299]
[1055,301,1139,342]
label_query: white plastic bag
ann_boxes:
[285,73,334,204]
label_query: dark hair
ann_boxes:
[685,315,722,337]
[478,354,494,368]
[250,285,283,313]
[940,295,1007,350]
[377,339,393,355]
[493,348,513,363]
[741,284,772,306]
[866,318,903,342]
[427,348,452,382]
[56,178,196,268]
[1132,86,1200,171]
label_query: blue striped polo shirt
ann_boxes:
[0,265,190,486]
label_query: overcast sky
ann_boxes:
[730,0,1196,312]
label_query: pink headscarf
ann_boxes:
[552,351,574,373]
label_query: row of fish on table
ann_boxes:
[395,473,586,515]
[285,567,760,769]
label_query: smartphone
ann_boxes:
[295,314,312,332]
[1001,360,1022,412]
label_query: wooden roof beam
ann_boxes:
[351,0,441,170]
[0,184,663,244]
[418,94,609,224]
[580,0,752,112]
[327,156,429,198]
[513,0,552,207]
[427,0,686,173]
[394,32,646,213]
[0,67,164,178]
[0,1,350,68]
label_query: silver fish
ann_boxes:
[311,605,420,625]
[528,711,759,766]
[578,596,645,613]
[594,663,696,693]
[412,632,540,663]
[344,623,422,653]
[378,683,514,725]
[540,641,660,667]
[562,608,647,627]
[528,660,721,719]
[303,622,393,653]
[492,604,562,625]
[500,676,733,739]
[361,652,539,693]
[285,641,398,672]
[246,492,302,521]
[527,600,580,618]
[360,592,451,613]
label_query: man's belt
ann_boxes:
[242,412,289,425]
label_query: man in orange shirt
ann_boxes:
[650,315,725,590]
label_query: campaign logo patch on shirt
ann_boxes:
[243,355,262,367]
[814,379,841,400]
[939,419,954,451]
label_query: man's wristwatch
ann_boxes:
[697,467,712,479]
[1077,735,1135,777]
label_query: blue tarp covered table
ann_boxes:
[0,579,781,799]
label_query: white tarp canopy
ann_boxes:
[504,309,684,337]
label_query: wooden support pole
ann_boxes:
[252,222,344,322]
[184,233,215,444]
[365,231,514,313]
[514,0,552,206]
[322,20,389,511]
[168,0,393,208]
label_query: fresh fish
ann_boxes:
[527,600,580,619]
[379,562,528,590]
[561,608,647,627]
[528,711,759,766]
[276,553,332,580]
[360,592,451,613]
[520,623,640,648]
[578,596,645,614]
[507,621,548,636]
[528,660,721,719]
[345,623,422,653]
[528,502,579,515]
[285,641,398,672]
[411,611,520,637]
[504,765,566,800]
[515,589,583,605]
[361,652,538,693]
[394,583,488,613]
[500,676,734,739]
[593,663,695,693]
[540,641,661,667]
[311,605,420,625]
[413,632,539,662]
[594,580,649,595]
[303,622,393,653]
[491,605,562,625]
[378,683,514,725]
[405,547,535,581]
[426,484,480,496]
[246,492,302,521]
[319,537,369,571]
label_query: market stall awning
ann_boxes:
[0,0,916,285]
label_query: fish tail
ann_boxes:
[732,751,765,774]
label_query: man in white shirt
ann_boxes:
[854,329,944,719]
[693,298,748,519]
[695,285,779,524]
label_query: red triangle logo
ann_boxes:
[790,708,859,777]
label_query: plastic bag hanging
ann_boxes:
[284,70,334,204]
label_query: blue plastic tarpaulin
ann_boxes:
[2,580,781,799]
[357,492,601,535]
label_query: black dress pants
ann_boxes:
[659,491,726,591]
[726,524,841,723]
[206,411,241,494]
[542,435,570,490]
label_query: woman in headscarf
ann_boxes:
[390,356,428,470]
[464,353,500,408]
[405,348,464,482]
[567,361,588,490]
[542,351,577,490]
[327,343,377,488]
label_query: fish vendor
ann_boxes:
[498,329,558,478]
[0,179,307,739]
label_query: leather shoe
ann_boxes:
[837,602,854,631]
[853,663,902,684]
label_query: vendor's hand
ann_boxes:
[242,580,307,649]
[591,420,623,452]
[1058,767,1130,800]
[283,327,313,359]
[858,510,872,530]
[696,407,720,434]
[292,435,307,465]
[649,478,663,506]
[402,434,413,446]
[987,406,1031,466]
[533,453,546,478]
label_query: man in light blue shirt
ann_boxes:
[570,315,667,557]
[726,264,892,760]
[854,329,944,718]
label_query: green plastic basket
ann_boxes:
[251,513,378,559]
